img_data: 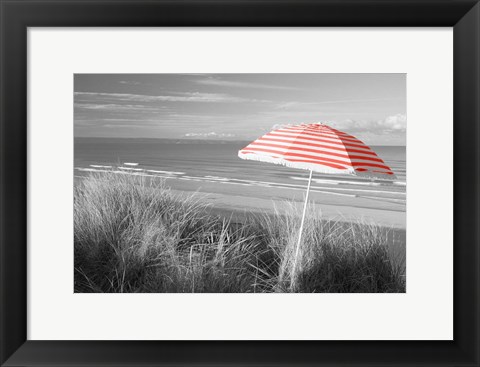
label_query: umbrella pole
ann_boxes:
[292,168,313,283]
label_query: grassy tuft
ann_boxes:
[74,172,405,293]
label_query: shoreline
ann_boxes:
[171,185,406,229]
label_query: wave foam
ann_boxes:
[146,169,185,175]
[118,167,143,171]
[90,165,112,169]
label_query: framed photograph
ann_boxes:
[1,0,479,366]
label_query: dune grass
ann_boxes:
[74,172,405,293]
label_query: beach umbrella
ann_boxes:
[238,123,396,276]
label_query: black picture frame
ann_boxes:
[1,1,479,366]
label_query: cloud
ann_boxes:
[195,77,299,91]
[268,114,406,135]
[74,118,163,127]
[270,123,295,130]
[331,114,406,133]
[74,103,164,112]
[381,113,407,130]
[275,102,301,110]
[118,81,142,85]
[275,98,399,110]
[184,132,235,138]
[75,91,263,103]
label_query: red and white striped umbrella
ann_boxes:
[238,123,395,179]
[238,123,396,277]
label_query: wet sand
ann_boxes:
[168,179,406,229]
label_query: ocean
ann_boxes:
[74,138,406,224]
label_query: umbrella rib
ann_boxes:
[319,125,376,176]
[284,124,340,172]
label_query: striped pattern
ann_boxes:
[238,123,396,179]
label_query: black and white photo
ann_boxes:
[74,73,406,293]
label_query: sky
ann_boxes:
[74,73,406,145]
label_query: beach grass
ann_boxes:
[74,172,405,293]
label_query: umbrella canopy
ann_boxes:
[238,123,395,179]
